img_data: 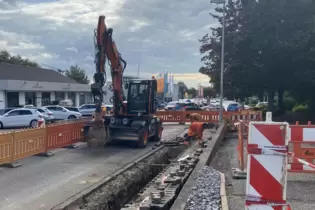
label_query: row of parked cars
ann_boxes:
[162,100,251,112]
[0,104,114,129]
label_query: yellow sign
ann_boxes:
[157,78,164,93]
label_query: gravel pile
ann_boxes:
[186,166,221,210]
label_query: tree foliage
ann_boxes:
[199,0,315,111]
[64,65,90,84]
[0,50,39,67]
[187,88,197,98]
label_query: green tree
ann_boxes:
[187,87,197,98]
[65,65,90,84]
[0,50,39,67]
[203,87,216,98]
[199,0,315,112]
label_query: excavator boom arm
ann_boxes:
[91,15,127,115]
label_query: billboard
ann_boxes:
[157,78,164,93]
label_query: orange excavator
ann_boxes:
[90,15,163,148]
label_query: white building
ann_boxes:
[0,63,92,109]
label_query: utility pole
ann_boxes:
[211,0,226,124]
[137,63,140,77]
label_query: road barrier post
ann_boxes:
[245,121,290,209]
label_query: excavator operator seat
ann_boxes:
[127,79,157,115]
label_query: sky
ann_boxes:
[0,0,218,88]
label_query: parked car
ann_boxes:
[201,104,220,111]
[43,105,82,120]
[0,108,15,115]
[181,103,202,111]
[79,104,97,116]
[29,107,54,123]
[244,105,252,110]
[255,102,268,108]
[172,103,202,111]
[23,105,35,108]
[223,102,243,112]
[63,106,80,113]
[165,101,179,110]
[59,99,74,107]
[0,108,44,128]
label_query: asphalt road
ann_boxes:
[211,133,315,210]
[0,125,186,210]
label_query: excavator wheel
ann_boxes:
[151,123,163,142]
[137,131,148,148]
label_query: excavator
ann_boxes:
[90,15,163,148]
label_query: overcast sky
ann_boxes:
[0,0,218,88]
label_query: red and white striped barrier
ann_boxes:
[245,121,290,210]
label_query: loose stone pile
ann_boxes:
[186,166,221,210]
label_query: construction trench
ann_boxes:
[54,124,226,210]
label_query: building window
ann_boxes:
[25,92,35,105]
[85,93,92,104]
[7,92,19,107]
[68,92,75,104]
[55,92,65,102]
[42,92,51,106]
[79,93,85,105]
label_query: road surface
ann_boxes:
[0,124,186,210]
[211,133,315,210]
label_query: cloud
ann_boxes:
[0,0,217,88]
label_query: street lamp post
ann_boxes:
[210,0,225,124]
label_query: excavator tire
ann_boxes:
[137,131,148,148]
[151,123,162,142]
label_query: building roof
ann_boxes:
[0,63,78,84]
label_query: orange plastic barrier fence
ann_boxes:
[45,119,86,152]
[0,118,89,166]
[235,120,315,175]
[288,121,315,173]
[155,110,262,124]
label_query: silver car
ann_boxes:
[79,104,97,116]
[30,107,54,123]
[0,108,44,128]
[43,105,82,120]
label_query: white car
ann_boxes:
[0,108,44,128]
[31,107,54,123]
[79,104,97,116]
[165,101,179,110]
[43,105,82,120]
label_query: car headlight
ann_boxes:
[123,118,128,125]
[110,117,115,124]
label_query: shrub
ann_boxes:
[292,104,308,112]
[284,96,296,111]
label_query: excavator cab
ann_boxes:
[127,79,157,115]
[104,79,162,148]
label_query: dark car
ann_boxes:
[173,103,202,111]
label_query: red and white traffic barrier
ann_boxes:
[245,121,290,210]
[38,118,46,128]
